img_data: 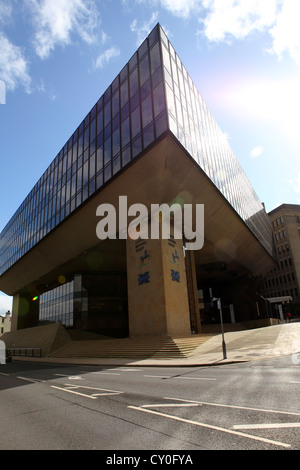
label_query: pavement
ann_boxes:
[12,321,300,367]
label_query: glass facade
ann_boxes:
[0,23,273,280]
[0,25,166,277]
[159,27,273,256]
[39,280,74,327]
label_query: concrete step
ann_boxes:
[50,334,214,359]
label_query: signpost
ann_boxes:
[213,297,227,360]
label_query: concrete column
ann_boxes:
[126,232,191,337]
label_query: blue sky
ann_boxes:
[1,0,300,314]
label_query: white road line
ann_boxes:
[93,372,121,376]
[64,384,123,395]
[128,406,291,449]
[17,376,44,383]
[0,372,9,376]
[290,381,300,384]
[177,377,216,381]
[165,397,300,417]
[143,375,216,381]
[233,423,300,430]
[142,404,202,408]
[144,375,170,378]
[51,385,97,399]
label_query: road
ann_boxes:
[0,356,299,452]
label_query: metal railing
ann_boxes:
[7,348,41,358]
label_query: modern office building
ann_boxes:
[263,204,300,305]
[0,24,275,338]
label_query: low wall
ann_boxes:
[201,318,279,334]
[1,323,72,357]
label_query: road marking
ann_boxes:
[144,375,216,381]
[51,383,123,399]
[0,372,9,376]
[144,375,170,378]
[128,406,291,449]
[17,376,44,383]
[165,397,300,417]
[142,403,202,408]
[289,381,300,384]
[51,385,97,399]
[92,372,121,376]
[177,377,216,381]
[233,423,300,430]
[68,376,84,380]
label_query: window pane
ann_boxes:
[142,95,153,128]
[139,55,150,85]
[121,80,129,107]
[131,107,141,138]
[153,83,165,117]
[130,68,139,98]
[121,117,130,147]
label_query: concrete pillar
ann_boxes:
[126,232,191,337]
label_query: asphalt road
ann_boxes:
[0,355,299,453]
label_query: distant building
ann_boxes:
[263,204,300,304]
[0,311,11,336]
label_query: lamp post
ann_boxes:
[213,297,227,360]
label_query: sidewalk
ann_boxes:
[13,322,300,367]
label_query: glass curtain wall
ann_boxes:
[160,27,273,256]
[0,25,167,276]
[39,280,74,327]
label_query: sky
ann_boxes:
[0,0,300,314]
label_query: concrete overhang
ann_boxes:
[0,133,276,296]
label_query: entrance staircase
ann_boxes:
[50,334,214,359]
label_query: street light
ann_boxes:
[212,297,227,360]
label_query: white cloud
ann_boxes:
[199,0,300,66]
[0,294,12,316]
[94,46,121,70]
[26,0,100,59]
[130,12,159,45]
[269,0,300,65]
[0,32,31,92]
[157,0,200,18]
[200,0,280,42]
[250,146,263,158]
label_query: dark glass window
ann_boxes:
[131,107,141,138]
[130,68,139,98]
[121,117,130,148]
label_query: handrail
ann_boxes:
[7,348,41,357]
